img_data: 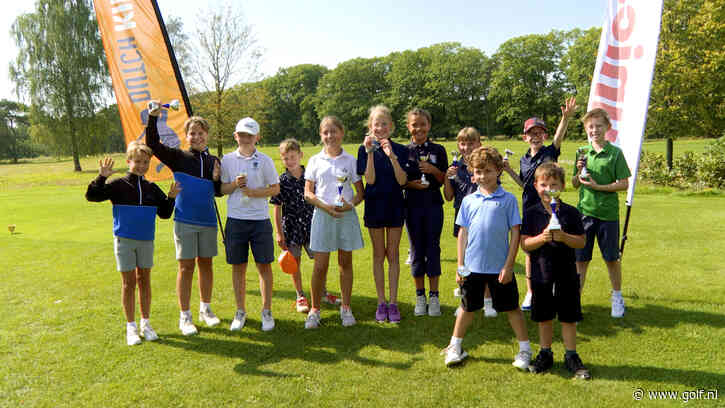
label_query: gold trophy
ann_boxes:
[419,153,430,186]
[147,99,180,112]
[334,169,348,207]
[8,224,16,234]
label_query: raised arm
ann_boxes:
[85,157,114,202]
[552,97,577,149]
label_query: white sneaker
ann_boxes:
[611,293,625,318]
[230,309,246,331]
[442,345,468,367]
[414,295,427,316]
[484,299,497,318]
[428,296,441,316]
[140,321,159,341]
[295,296,310,313]
[126,325,142,346]
[179,314,198,336]
[521,292,532,311]
[199,307,221,327]
[305,311,321,329]
[512,350,532,370]
[261,309,275,331]
[340,306,356,327]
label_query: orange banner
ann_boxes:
[93,0,189,181]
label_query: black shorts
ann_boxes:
[530,275,582,323]
[224,218,274,265]
[575,216,620,262]
[461,273,519,313]
[364,195,405,228]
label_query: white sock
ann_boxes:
[484,297,493,304]
[140,318,149,327]
[200,301,211,312]
[519,340,531,353]
[612,290,622,298]
[450,336,463,350]
[126,321,137,330]
[181,310,191,319]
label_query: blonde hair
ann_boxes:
[320,116,345,134]
[279,138,302,153]
[367,105,394,136]
[406,107,431,126]
[184,116,210,134]
[534,162,566,185]
[581,108,612,128]
[127,141,153,160]
[457,127,481,143]
[469,146,504,171]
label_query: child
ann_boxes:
[572,108,631,318]
[357,105,409,323]
[404,108,448,317]
[503,97,576,311]
[303,116,364,329]
[145,103,222,336]
[85,142,178,345]
[270,139,341,313]
[220,117,280,332]
[443,127,496,318]
[521,162,591,380]
[442,146,531,369]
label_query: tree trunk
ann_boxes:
[666,138,673,170]
[69,118,82,172]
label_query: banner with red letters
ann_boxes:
[588,0,663,205]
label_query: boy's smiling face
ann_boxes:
[523,127,547,149]
[584,115,611,146]
[186,124,208,151]
[234,131,257,148]
[472,162,501,193]
[127,152,151,176]
[280,150,302,171]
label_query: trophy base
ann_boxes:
[547,222,562,231]
[420,181,430,187]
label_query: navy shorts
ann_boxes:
[224,218,274,265]
[530,276,582,323]
[364,195,405,228]
[575,216,620,262]
[460,273,519,313]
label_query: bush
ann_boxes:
[696,136,725,189]
[638,137,725,190]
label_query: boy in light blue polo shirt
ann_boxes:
[442,146,531,368]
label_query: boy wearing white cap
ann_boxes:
[220,117,280,332]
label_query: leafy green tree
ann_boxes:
[0,100,32,162]
[561,27,601,139]
[10,0,107,171]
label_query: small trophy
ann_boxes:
[545,189,562,231]
[504,149,515,161]
[238,172,250,205]
[577,147,589,180]
[8,224,16,234]
[147,99,180,112]
[334,169,348,207]
[449,151,460,180]
[419,152,430,186]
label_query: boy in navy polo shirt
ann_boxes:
[443,146,531,368]
[503,97,576,311]
[521,162,591,380]
[86,142,178,345]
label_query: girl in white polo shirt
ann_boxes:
[303,116,364,329]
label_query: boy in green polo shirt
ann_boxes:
[571,108,631,318]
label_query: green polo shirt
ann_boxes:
[574,142,631,221]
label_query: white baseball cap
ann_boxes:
[235,117,260,135]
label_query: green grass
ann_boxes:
[1,139,724,407]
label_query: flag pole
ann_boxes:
[619,204,632,256]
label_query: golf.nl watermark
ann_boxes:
[632,387,718,403]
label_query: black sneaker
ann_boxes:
[528,349,554,374]
[565,353,592,380]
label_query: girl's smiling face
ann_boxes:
[407,113,430,144]
[370,112,393,140]
[320,121,343,150]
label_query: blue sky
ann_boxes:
[1,0,606,102]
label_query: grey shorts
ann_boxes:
[288,243,314,260]
[114,236,154,271]
[173,221,218,260]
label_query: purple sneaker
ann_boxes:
[375,302,388,322]
[388,303,401,323]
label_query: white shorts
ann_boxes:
[309,208,364,253]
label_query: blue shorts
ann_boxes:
[364,195,405,228]
[224,218,274,265]
[575,216,620,262]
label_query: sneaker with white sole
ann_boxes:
[414,295,427,316]
[611,293,625,318]
[441,345,468,367]
[179,314,198,336]
[305,310,321,329]
[230,309,246,331]
[295,296,310,313]
[340,307,356,327]
[126,326,142,346]
[521,292,532,311]
[428,296,441,316]
[512,350,532,371]
[261,309,275,331]
[199,307,221,327]
[140,321,159,341]
[483,299,497,318]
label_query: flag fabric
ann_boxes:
[588,0,663,205]
[93,0,189,181]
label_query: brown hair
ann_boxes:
[320,116,345,133]
[581,108,612,128]
[534,162,566,185]
[406,107,431,126]
[184,116,210,134]
[469,146,504,171]
[126,141,153,160]
[456,127,481,143]
[279,138,302,153]
[367,105,395,136]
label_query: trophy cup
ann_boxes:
[334,169,348,207]
[577,147,589,180]
[504,149,515,161]
[8,224,16,234]
[449,151,460,180]
[419,152,430,186]
[238,172,250,205]
[545,189,562,231]
[147,99,180,112]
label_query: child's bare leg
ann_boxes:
[414,276,425,291]
[177,259,195,311]
[338,250,353,308]
[561,322,577,350]
[385,227,402,304]
[368,228,387,304]
[525,255,533,294]
[136,267,151,319]
[231,263,247,310]
[605,260,622,291]
[310,252,330,311]
[452,309,475,338]
[121,270,137,322]
[538,320,554,349]
[292,255,304,296]
[484,286,492,298]
[506,308,530,341]
[197,256,213,303]
[429,275,440,293]
[257,263,274,310]
[576,261,590,292]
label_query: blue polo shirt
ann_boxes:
[519,144,560,211]
[405,139,448,207]
[356,140,411,197]
[450,163,477,237]
[456,186,521,275]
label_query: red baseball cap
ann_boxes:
[523,117,547,134]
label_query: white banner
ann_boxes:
[588,0,663,205]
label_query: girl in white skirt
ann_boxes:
[303,116,364,328]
